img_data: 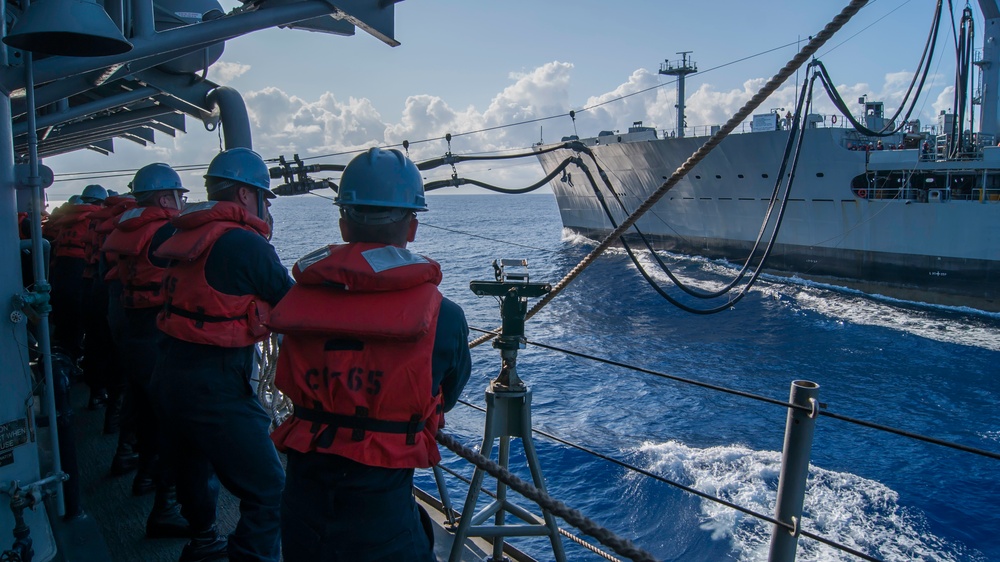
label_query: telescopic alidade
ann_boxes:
[470,259,551,390]
[455,260,565,561]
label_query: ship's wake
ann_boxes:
[569,238,1000,352]
[631,440,985,562]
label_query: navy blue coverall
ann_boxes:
[151,227,292,562]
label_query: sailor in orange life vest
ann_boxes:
[268,147,472,562]
[102,163,191,538]
[92,191,140,470]
[49,185,105,388]
[149,148,292,562]
[84,189,135,438]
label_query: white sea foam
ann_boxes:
[780,282,1000,352]
[606,245,1000,351]
[635,440,974,562]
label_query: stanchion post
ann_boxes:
[768,380,819,562]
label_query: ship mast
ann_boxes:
[977,0,1000,138]
[659,51,697,138]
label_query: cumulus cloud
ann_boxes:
[210,61,252,84]
[46,60,960,200]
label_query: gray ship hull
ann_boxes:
[536,128,1000,311]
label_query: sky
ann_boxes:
[45,0,968,201]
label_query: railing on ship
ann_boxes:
[672,113,890,139]
[851,186,1000,202]
[421,327,1000,562]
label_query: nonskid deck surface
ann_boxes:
[55,383,242,561]
[54,382,511,562]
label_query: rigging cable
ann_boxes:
[952,6,974,156]
[52,5,876,183]
[577,69,816,309]
[470,0,871,346]
[424,153,574,195]
[815,0,943,137]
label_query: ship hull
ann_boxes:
[537,128,1000,311]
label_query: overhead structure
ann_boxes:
[3,0,133,56]
[1,0,401,158]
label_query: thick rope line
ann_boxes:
[436,464,623,562]
[469,0,869,349]
[436,432,660,562]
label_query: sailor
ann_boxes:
[49,186,105,392]
[151,148,290,562]
[102,163,190,537]
[84,189,135,436]
[100,193,143,477]
[268,147,472,562]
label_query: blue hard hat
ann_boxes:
[68,195,85,205]
[80,184,108,203]
[204,147,273,198]
[131,163,188,194]
[335,147,427,211]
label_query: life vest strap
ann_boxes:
[293,404,425,445]
[163,303,243,323]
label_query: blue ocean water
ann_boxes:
[269,193,1000,562]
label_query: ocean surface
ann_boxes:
[269,192,1000,562]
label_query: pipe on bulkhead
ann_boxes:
[205,86,251,149]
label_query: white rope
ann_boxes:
[256,333,292,429]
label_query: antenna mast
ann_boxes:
[659,51,698,138]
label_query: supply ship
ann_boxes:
[535,1,1000,312]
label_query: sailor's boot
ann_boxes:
[179,527,228,562]
[109,440,139,475]
[132,455,157,496]
[103,391,123,435]
[87,387,108,410]
[145,485,191,539]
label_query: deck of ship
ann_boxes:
[39,383,530,562]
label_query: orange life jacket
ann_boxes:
[154,201,273,347]
[95,196,138,282]
[52,204,100,259]
[102,206,177,309]
[17,213,28,240]
[269,243,445,469]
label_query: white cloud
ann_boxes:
[46,61,958,201]
[210,61,252,84]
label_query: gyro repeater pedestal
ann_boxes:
[450,259,565,562]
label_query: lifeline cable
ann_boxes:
[436,431,660,562]
[435,463,623,562]
[471,0,871,347]
[453,395,886,562]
